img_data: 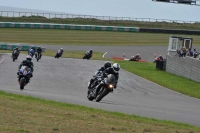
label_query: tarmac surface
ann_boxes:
[1,54,200,127]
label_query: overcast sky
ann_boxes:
[0,0,200,21]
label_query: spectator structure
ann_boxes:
[167,36,193,56]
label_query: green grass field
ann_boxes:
[1,90,200,133]
[1,28,200,45]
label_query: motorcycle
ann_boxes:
[28,49,35,58]
[18,66,32,90]
[35,52,41,62]
[55,50,63,58]
[12,50,19,62]
[87,74,116,102]
[153,56,163,63]
[87,74,103,101]
[129,55,141,62]
[83,52,92,60]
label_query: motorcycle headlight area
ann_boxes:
[108,84,114,88]
[23,70,28,75]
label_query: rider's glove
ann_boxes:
[102,73,108,78]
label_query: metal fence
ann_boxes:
[0,11,199,24]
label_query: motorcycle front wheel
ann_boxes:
[13,55,16,62]
[95,87,109,102]
[20,78,25,90]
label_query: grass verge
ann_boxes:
[0,90,200,133]
[1,28,200,45]
[116,61,200,99]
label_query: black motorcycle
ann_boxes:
[12,50,19,62]
[55,50,63,58]
[35,52,41,62]
[18,66,32,90]
[87,74,102,101]
[83,52,92,60]
[129,55,141,62]
[87,74,116,102]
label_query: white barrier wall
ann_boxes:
[166,55,200,82]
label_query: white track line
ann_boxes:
[102,52,107,58]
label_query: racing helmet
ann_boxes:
[112,63,120,73]
[60,48,63,51]
[26,55,32,61]
[104,61,111,69]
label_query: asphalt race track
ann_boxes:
[16,44,200,62]
[1,54,200,127]
[22,44,171,62]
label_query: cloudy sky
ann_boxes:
[0,0,199,21]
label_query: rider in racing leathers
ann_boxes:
[88,61,112,89]
[35,46,43,59]
[12,47,20,59]
[83,49,93,59]
[28,47,35,57]
[17,55,34,83]
[92,63,120,98]
[55,48,64,58]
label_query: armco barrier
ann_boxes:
[0,43,46,52]
[0,22,140,32]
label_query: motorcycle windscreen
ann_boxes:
[105,74,116,84]
[14,50,18,54]
[21,66,31,71]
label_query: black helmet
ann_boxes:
[15,47,18,50]
[104,61,111,69]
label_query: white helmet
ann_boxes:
[26,55,32,61]
[60,48,63,50]
[112,63,120,73]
